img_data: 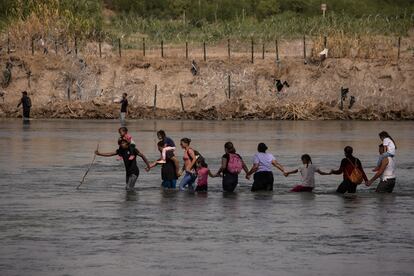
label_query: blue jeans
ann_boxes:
[162,179,177,189]
[179,172,196,191]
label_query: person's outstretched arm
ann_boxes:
[136,148,150,170]
[208,169,215,178]
[272,160,285,173]
[246,163,259,180]
[215,157,227,177]
[366,158,389,186]
[330,160,344,175]
[95,150,117,157]
[317,169,331,175]
[284,169,299,177]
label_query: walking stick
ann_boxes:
[77,144,99,189]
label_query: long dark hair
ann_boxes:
[301,154,312,167]
[224,141,236,154]
[180,137,191,145]
[379,131,397,149]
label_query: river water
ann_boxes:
[0,119,413,276]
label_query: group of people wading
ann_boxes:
[95,128,397,194]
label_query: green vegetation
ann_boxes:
[0,0,413,47]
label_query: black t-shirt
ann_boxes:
[116,148,139,176]
[21,96,31,109]
[339,156,367,182]
[120,98,128,112]
[161,151,177,181]
[222,153,242,174]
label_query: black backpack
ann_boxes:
[188,149,203,169]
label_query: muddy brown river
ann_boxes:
[0,119,413,276]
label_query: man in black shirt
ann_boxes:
[95,139,150,192]
[149,141,180,189]
[17,91,32,120]
[119,93,128,125]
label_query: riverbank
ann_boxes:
[1,41,413,120]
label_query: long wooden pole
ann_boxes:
[77,144,99,189]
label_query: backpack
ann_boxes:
[227,153,243,174]
[347,158,363,185]
[188,149,203,169]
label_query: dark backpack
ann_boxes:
[188,149,203,169]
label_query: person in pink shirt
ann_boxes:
[195,158,215,192]
[117,127,136,161]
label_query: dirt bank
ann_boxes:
[1,42,413,120]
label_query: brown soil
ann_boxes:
[1,39,413,120]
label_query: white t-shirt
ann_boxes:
[383,138,396,155]
[299,164,319,187]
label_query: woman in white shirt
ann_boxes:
[284,154,331,192]
[366,144,396,193]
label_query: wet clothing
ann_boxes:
[222,172,238,192]
[125,174,138,191]
[339,157,368,182]
[336,179,357,194]
[251,171,274,191]
[196,167,209,187]
[161,151,178,182]
[253,152,275,172]
[162,180,177,189]
[221,153,244,192]
[376,156,396,193]
[291,185,314,192]
[116,148,139,176]
[195,185,207,192]
[179,171,196,191]
[376,178,396,193]
[120,98,128,113]
[298,164,319,188]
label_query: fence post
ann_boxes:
[161,40,164,58]
[203,42,206,61]
[118,38,121,58]
[251,38,254,63]
[324,36,327,48]
[143,37,145,57]
[228,75,231,99]
[153,85,157,114]
[228,38,230,60]
[98,39,102,58]
[180,93,185,112]
[185,41,188,59]
[7,33,10,54]
[397,36,401,60]
[75,36,78,56]
[31,37,34,55]
[55,40,58,54]
[275,39,279,62]
[262,43,265,59]
[303,35,306,63]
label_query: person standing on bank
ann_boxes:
[17,91,31,120]
[330,146,368,194]
[215,142,249,192]
[119,93,128,125]
[246,143,286,192]
[95,139,150,192]
[366,144,396,193]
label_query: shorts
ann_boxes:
[251,171,274,191]
[222,173,238,192]
[290,185,314,192]
[126,174,138,192]
[162,179,177,189]
[195,185,208,192]
[376,178,396,193]
[336,179,357,194]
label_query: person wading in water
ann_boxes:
[330,146,368,194]
[95,139,150,192]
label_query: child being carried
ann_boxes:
[117,127,136,161]
[156,130,176,164]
